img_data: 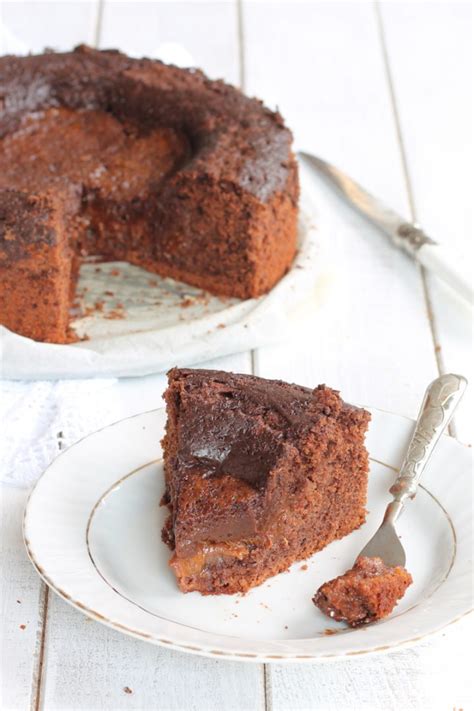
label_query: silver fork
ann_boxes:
[358,374,467,567]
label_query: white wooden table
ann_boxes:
[1,2,472,709]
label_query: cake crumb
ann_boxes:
[300,564,308,571]
[110,268,121,277]
[104,307,126,320]
[323,628,337,636]
[19,624,26,630]
[104,290,115,296]
[180,297,194,308]
[217,323,226,329]
[123,687,133,695]
[81,305,96,317]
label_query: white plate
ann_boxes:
[0,180,324,380]
[23,407,472,662]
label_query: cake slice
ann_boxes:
[161,368,371,595]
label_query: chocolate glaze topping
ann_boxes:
[168,368,347,489]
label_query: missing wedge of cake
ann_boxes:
[161,368,371,595]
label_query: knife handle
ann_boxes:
[418,242,473,305]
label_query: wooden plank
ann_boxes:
[99,0,240,84]
[377,0,472,443]
[241,1,471,709]
[36,359,258,711]
[32,3,261,709]
[267,616,474,711]
[0,1,99,53]
[42,593,265,711]
[0,365,253,711]
[242,0,438,418]
[0,487,45,711]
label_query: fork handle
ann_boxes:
[384,374,467,525]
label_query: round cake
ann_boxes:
[0,46,299,343]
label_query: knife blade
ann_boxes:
[298,151,473,305]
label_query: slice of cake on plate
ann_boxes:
[161,368,371,595]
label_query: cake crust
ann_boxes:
[162,368,371,595]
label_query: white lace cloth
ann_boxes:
[0,379,118,487]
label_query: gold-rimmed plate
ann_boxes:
[23,407,472,662]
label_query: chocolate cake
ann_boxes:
[313,556,413,626]
[0,46,299,343]
[161,368,371,595]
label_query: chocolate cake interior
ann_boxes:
[0,107,191,257]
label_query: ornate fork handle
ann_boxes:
[384,374,467,524]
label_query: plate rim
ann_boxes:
[23,406,473,663]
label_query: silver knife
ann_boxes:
[298,151,473,305]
